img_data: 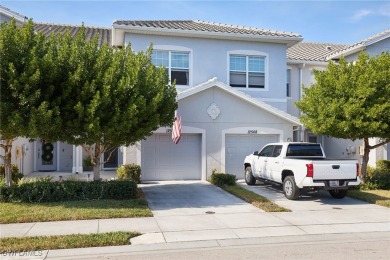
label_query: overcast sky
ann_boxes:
[2,0,390,44]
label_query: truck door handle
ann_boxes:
[332,165,340,169]
[275,162,279,164]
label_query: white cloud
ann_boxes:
[350,3,390,22]
[351,9,373,21]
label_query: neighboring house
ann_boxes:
[0,5,27,26]
[1,5,388,179]
[287,31,390,166]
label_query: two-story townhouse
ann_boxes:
[112,20,302,180]
[1,4,388,179]
[287,31,390,166]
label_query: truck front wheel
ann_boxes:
[283,176,300,200]
[245,166,256,186]
[329,189,347,199]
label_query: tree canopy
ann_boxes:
[296,51,390,181]
[1,19,177,182]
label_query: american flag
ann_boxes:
[172,110,182,144]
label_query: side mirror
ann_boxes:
[253,151,259,156]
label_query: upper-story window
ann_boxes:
[229,55,265,88]
[286,69,291,97]
[152,50,189,86]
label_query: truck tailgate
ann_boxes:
[312,161,357,180]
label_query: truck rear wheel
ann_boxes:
[283,176,300,200]
[245,166,256,186]
[329,189,347,199]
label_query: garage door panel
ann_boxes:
[142,134,201,181]
[226,134,279,176]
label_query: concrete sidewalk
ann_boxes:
[1,180,389,259]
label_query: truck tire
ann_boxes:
[245,166,256,186]
[283,176,300,200]
[329,189,347,199]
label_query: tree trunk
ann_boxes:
[3,139,13,186]
[360,138,371,184]
[93,141,101,181]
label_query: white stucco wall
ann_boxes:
[178,86,295,177]
[125,33,289,112]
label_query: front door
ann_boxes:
[103,148,118,169]
[37,141,57,171]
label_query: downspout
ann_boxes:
[299,63,306,142]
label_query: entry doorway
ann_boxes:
[37,140,57,171]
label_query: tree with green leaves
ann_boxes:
[296,51,390,182]
[23,27,177,180]
[0,20,47,186]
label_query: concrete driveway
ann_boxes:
[237,179,390,234]
[138,180,390,244]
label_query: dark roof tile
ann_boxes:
[287,42,350,62]
[33,22,112,46]
[113,20,301,38]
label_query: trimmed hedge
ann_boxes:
[0,164,24,184]
[117,164,141,184]
[377,160,390,173]
[0,179,138,203]
[210,173,236,186]
[361,160,390,190]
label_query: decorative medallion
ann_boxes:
[207,103,220,120]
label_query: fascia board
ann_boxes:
[0,6,27,23]
[287,59,329,66]
[326,45,365,60]
[112,24,302,46]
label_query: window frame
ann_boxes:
[152,45,193,87]
[286,68,291,98]
[228,50,269,91]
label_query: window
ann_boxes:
[271,145,283,157]
[286,144,324,157]
[259,145,274,157]
[230,55,265,88]
[286,69,291,97]
[152,50,189,86]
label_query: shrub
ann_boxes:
[0,178,138,203]
[361,161,390,190]
[117,164,141,184]
[0,164,24,184]
[376,160,390,173]
[210,173,236,187]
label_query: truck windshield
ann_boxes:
[286,144,323,157]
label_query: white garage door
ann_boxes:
[141,134,201,181]
[225,134,279,176]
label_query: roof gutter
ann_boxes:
[112,24,302,47]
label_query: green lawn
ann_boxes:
[0,232,139,253]
[0,199,152,223]
[221,185,290,212]
[347,189,390,207]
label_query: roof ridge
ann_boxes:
[193,20,301,37]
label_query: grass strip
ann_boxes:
[221,185,290,212]
[0,231,139,253]
[347,189,390,207]
[0,199,152,224]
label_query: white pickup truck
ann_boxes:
[244,142,360,200]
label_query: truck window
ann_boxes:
[271,145,283,157]
[259,145,274,157]
[286,144,323,157]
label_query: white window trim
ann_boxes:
[153,45,193,87]
[227,50,269,91]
